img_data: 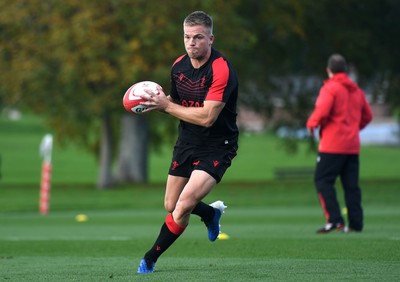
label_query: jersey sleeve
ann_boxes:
[205,57,230,102]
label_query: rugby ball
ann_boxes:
[122,81,161,114]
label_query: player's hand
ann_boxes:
[308,127,315,138]
[140,86,169,113]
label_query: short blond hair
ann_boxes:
[183,11,213,35]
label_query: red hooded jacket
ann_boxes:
[306,73,373,154]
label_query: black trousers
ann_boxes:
[314,152,363,231]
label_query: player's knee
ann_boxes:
[175,198,196,215]
[164,200,175,213]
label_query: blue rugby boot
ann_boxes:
[137,258,155,274]
[205,200,227,242]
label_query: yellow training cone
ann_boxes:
[218,233,230,240]
[75,214,88,222]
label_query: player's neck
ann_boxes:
[190,50,211,69]
[190,58,206,69]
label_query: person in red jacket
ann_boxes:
[306,54,373,233]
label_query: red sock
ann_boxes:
[144,213,186,263]
[165,213,186,235]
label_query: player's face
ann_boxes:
[183,24,214,63]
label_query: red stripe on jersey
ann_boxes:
[206,57,229,101]
[172,54,186,67]
[165,213,186,235]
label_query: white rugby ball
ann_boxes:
[122,81,161,114]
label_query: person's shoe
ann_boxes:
[137,259,155,274]
[343,226,362,233]
[204,200,227,241]
[316,223,345,234]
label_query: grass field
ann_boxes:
[1,114,400,281]
[1,114,400,185]
[1,182,400,281]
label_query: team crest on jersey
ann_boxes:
[200,76,206,87]
[171,161,179,170]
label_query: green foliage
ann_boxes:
[241,0,400,78]
[236,0,400,123]
[386,73,400,123]
[0,0,253,158]
[1,1,400,175]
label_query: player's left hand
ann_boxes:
[140,86,169,113]
[307,127,315,137]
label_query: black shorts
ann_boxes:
[168,140,238,183]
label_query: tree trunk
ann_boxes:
[97,114,114,189]
[116,113,149,183]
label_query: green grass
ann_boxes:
[1,114,400,281]
[2,114,400,185]
[1,182,400,281]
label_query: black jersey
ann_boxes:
[170,49,239,147]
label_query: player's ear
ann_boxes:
[209,35,214,45]
[326,67,333,78]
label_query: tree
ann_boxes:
[0,0,254,188]
[116,114,149,183]
[235,0,400,151]
[3,0,397,186]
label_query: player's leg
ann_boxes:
[173,170,225,241]
[138,171,216,274]
[191,201,215,220]
[164,175,188,213]
[314,153,345,233]
[163,144,215,221]
[137,142,236,273]
[138,175,188,274]
[164,171,216,229]
[137,211,186,274]
[172,170,217,226]
[189,144,236,240]
[340,154,363,232]
[138,139,191,274]
[165,171,226,241]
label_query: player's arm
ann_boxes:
[359,90,373,129]
[165,99,225,127]
[306,87,334,135]
[141,86,224,127]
